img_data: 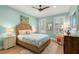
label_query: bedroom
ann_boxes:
[0,5,78,54]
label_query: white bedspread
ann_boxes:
[18,34,49,47]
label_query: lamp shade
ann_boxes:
[5,27,14,33]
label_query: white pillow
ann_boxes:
[19,30,32,35]
[19,30,26,35]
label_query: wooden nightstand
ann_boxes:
[3,35,16,49]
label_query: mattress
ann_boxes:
[18,34,49,47]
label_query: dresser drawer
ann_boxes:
[8,37,16,48]
[3,39,9,49]
[3,36,16,49]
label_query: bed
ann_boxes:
[16,24,50,53]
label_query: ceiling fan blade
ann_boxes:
[42,6,49,10]
[32,7,39,9]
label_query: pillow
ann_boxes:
[26,31,30,34]
[19,30,32,35]
[19,30,26,35]
[26,30,32,34]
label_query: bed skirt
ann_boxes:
[17,39,50,53]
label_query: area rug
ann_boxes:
[18,42,63,54]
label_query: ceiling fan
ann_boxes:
[32,5,50,11]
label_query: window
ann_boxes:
[72,12,76,30]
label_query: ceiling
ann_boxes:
[8,5,71,18]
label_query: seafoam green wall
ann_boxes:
[0,5,38,33]
[0,5,38,49]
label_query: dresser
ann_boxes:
[3,35,16,49]
[64,35,79,54]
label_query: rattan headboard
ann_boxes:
[16,24,32,35]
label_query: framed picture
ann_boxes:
[20,16,29,24]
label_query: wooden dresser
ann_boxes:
[64,36,79,54]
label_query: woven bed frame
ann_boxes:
[16,24,50,53]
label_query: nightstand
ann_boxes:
[3,35,16,49]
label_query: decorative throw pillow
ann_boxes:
[19,30,32,35]
[19,30,26,35]
[26,31,30,34]
[26,30,32,34]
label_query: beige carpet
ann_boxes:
[19,42,63,54]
